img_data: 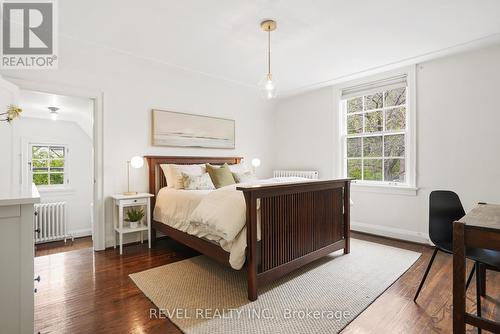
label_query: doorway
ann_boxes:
[17,89,95,254]
[5,77,105,252]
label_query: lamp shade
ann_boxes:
[251,158,261,168]
[130,156,144,169]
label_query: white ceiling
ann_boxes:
[60,0,500,93]
[19,90,94,137]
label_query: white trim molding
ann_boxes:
[6,76,106,251]
[351,182,418,196]
[351,220,430,244]
[337,65,417,192]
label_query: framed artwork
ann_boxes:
[152,109,235,149]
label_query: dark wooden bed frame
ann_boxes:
[145,156,351,301]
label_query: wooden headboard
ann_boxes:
[144,155,242,199]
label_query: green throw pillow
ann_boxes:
[206,163,236,188]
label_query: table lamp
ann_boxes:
[251,158,261,174]
[124,156,144,195]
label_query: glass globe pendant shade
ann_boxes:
[259,74,277,99]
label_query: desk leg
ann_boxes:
[453,221,466,334]
[479,263,486,297]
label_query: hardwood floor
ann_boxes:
[35,237,93,257]
[34,232,500,334]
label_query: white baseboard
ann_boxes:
[351,221,430,245]
[69,228,92,238]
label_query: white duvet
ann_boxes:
[154,177,311,270]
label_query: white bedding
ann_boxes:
[153,188,211,232]
[154,177,311,270]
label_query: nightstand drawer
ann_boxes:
[120,198,148,206]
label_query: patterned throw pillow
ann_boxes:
[181,172,215,190]
[160,164,206,189]
[232,171,257,183]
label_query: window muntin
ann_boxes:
[31,145,66,186]
[344,87,407,184]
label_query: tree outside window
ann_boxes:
[345,87,407,183]
[31,145,66,186]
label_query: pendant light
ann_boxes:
[259,20,277,99]
[48,106,59,121]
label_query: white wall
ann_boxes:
[1,37,274,248]
[0,77,19,194]
[272,44,500,243]
[11,118,93,237]
[272,87,338,178]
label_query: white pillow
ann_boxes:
[228,163,249,174]
[232,171,257,183]
[160,164,206,189]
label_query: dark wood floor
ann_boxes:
[35,237,93,257]
[34,233,499,334]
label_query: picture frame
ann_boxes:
[151,109,235,149]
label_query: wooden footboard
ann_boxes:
[237,179,351,301]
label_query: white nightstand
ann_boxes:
[111,193,154,255]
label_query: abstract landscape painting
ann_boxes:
[152,109,235,148]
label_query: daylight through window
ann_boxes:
[343,81,408,184]
[31,145,66,186]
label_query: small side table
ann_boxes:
[111,193,154,255]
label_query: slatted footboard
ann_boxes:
[238,179,351,301]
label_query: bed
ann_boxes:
[145,156,351,301]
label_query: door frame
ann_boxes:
[7,77,106,251]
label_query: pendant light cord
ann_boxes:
[267,28,271,77]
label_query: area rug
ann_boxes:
[130,239,420,334]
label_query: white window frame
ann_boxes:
[338,67,417,195]
[29,142,70,190]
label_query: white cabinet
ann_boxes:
[0,185,39,333]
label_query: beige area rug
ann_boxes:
[130,239,420,334]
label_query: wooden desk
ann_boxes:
[453,203,500,333]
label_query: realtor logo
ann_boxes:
[1,0,58,69]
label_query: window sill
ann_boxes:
[351,182,418,196]
[36,187,75,195]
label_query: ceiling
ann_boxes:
[19,90,94,137]
[60,0,500,94]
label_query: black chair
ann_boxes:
[414,190,475,302]
[413,190,500,302]
[414,191,500,329]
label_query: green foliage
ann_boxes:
[31,145,65,186]
[347,114,362,134]
[363,159,382,180]
[50,174,64,185]
[33,174,48,186]
[347,160,361,179]
[347,97,362,113]
[126,208,144,222]
[345,87,407,183]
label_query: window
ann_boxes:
[31,144,67,187]
[341,73,414,187]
